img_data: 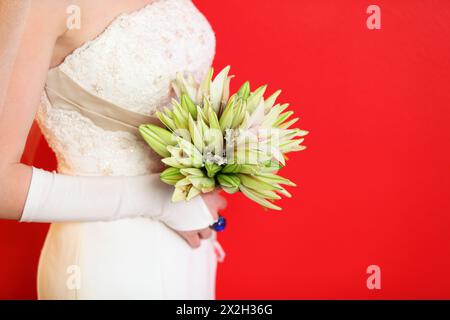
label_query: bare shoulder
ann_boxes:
[56,0,153,45]
[29,0,72,37]
[0,0,31,29]
[0,0,71,38]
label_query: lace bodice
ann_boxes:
[37,0,215,176]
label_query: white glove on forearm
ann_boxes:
[20,167,214,231]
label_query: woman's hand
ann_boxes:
[175,190,227,248]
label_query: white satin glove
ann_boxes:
[20,167,214,231]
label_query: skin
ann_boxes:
[0,0,226,248]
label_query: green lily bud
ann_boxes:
[222,186,239,194]
[274,184,292,198]
[239,185,281,211]
[181,93,198,119]
[198,68,214,101]
[264,89,281,113]
[156,111,177,132]
[188,176,215,191]
[180,168,205,177]
[248,187,282,200]
[161,157,186,169]
[238,164,260,175]
[217,174,240,189]
[205,162,222,178]
[237,81,250,100]
[176,138,204,168]
[237,173,279,191]
[139,124,176,158]
[210,66,231,114]
[255,172,296,187]
[219,97,235,132]
[277,117,299,130]
[261,103,289,128]
[188,114,204,153]
[231,100,247,128]
[246,85,267,113]
[273,110,294,127]
[221,163,242,173]
[160,167,184,185]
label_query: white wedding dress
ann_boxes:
[35,0,220,299]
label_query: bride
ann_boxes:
[0,0,227,299]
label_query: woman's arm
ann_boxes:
[0,1,223,247]
[0,0,67,219]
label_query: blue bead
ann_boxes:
[212,216,226,232]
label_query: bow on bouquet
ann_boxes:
[139,66,308,210]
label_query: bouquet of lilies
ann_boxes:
[139,66,308,210]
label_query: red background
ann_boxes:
[1,0,450,299]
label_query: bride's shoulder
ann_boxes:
[0,0,70,38]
